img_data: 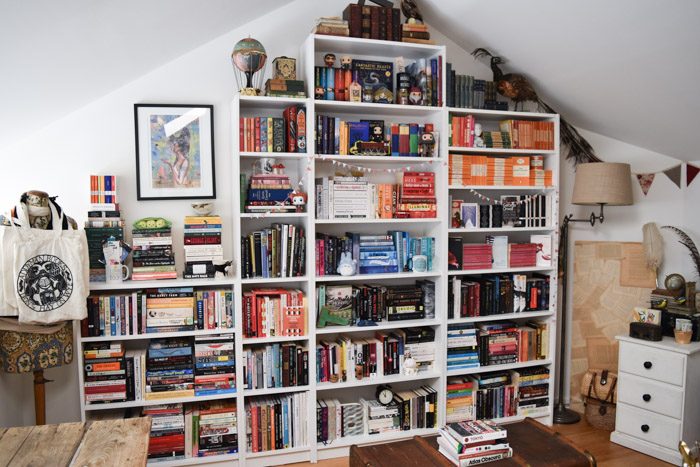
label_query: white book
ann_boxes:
[530,234,552,267]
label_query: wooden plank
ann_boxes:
[71,417,151,467]
[0,426,34,467]
[8,422,85,467]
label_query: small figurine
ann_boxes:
[373,86,393,104]
[315,86,325,100]
[324,53,336,68]
[408,86,422,105]
[452,211,462,228]
[403,352,419,376]
[473,122,485,148]
[213,260,233,278]
[271,163,286,174]
[337,251,357,276]
[290,190,307,213]
[418,130,435,157]
[340,55,352,70]
[191,201,214,216]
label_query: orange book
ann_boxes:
[88,362,122,372]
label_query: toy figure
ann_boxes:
[340,55,352,70]
[419,131,435,157]
[337,251,357,276]
[315,86,324,100]
[403,352,419,376]
[290,190,307,213]
[324,53,336,67]
[408,86,422,105]
[473,122,485,148]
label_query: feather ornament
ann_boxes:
[661,225,700,279]
[643,222,664,286]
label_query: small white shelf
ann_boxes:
[447,107,556,120]
[448,146,557,155]
[446,359,552,377]
[246,445,309,459]
[240,151,309,160]
[238,95,308,108]
[448,310,553,324]
[316,370,441,391]
[80,328,235,342]
[242,335,309,344]
[316,271,440,282]
[314,154,440,164]
[317,427,437,451]
[316,319,441,335]
[314,99,442,116]
[240,212,308,219]
[448,185,555,191]
[448,266,554,275]
[240,276,308,285]
[243,386,310,397]
[89,277,236,291]
[148,452,239,467]
[448,226,554,234]
[316,218,439,225]
[83,391,237,411]
[313,34,444,59]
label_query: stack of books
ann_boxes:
[245,393,308,453]
[449,155,545,187]
[242,342,309,390]
[401,23,433,44]
[445,64,509,110]
[460,243,493,270]
[194,334,236,396]
[264,79,306,98]
[143,404,185,461]
[514,367,550,417]
[362,398,401,435]
[240,223,306,278]
[438,420,512,466]
[482,131,512,149]
[508,243,538,268]
[477,322,518,366]
[184,215,223,279]
[145,287,195,333]
[83,342,127,403]
[447,323,479,371]
[241,288,307,338]
[499,120,555,150]
[239,105,306,153]
[398,171,436,218]
[145,338,194,400]
[86,175,123,282]
[186,401,238,457]
[342,4,401,41]
[471,372,517,420]
[316,400,363,444]
[358,234,398,274]
[245,167,296,214]
[132,223,176,280]
[312,16,349,36]
[446,377,476,423]
[384,284,426,321]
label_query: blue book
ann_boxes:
[196,360,235,369]
[347,121,370,148]
[359,264,399,274]
[247,189,292,202]
[359,251,398,260]
[194,388,236,397]
[319,67,327,99]
[325,68,335,100]
[110,296,117,336]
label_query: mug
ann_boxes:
[106,263,130,283]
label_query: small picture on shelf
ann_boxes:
[460,203,478,228]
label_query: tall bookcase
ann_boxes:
[76,33,560,467]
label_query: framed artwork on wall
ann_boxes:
[134,103,216,200]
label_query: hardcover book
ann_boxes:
[352,59,393,95]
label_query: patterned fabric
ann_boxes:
[0,321,73,373]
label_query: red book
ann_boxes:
[334,68,343,101]
[342,4,362,38]
[254,117,261,152]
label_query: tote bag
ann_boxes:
[0,215,23,316]
[11,201,89,324]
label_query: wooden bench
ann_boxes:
[0,418,151,467]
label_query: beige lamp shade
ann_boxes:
[572,162,633,206]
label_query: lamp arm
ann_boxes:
[564,204,606,227]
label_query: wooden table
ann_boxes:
[0,418,151,467]
[350,418,597,467]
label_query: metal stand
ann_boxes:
[554,204,605,424]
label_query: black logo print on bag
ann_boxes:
[16,255,73,312]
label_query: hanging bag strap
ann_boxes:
[12,201,65,234]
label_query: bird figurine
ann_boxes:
[472,47,600,165]
[401,0,424,24]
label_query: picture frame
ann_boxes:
[134,104,216,200]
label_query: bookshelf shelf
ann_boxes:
[314,154,440,164]
[246,445,310,459]
[315,218,440,225]
[315,271,441,282]
[448,266,554,276]
[83,390,238,412]
[88,277,237,291]
[314,99,442,117]
[446,359,553,377]
[149,452,240,467]
[448,226,554,233]
[240,151,309,160]
[316,370,441,391]
[447,107,556,120]
[448,185,556,191]
[240,212,308,219]
[316,427,437,451]
[313,34,444,58]
[242,386,311,397]
[241,335,309,344]
[315,318,441,335]
[79,328,234,342]
[447,310,553,324]
[240,276,308,285]
[448,146,557,155]
[239,95,308,108]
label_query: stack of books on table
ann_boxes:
[184,215,223,279]
[438,420,512,466]
[143,404,185,461]
[132,224,176,280]
[194,334,236,396]
[145,338,194,400]
[83,342,128,404]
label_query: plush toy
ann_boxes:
[337,251,357,276]
[403,352,419,375]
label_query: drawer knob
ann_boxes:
[643,361,652,369]
[642,394,651,402]
[641,424,650,433]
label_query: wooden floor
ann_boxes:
[286,417,671,467]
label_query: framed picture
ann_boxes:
[134,104,216,200]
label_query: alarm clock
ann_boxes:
[375,385,394,405]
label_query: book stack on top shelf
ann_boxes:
[184,215,223,279]
[342,4,401,41]
[132,219,176,281]
[86,175,124,282]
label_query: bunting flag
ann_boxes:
[636,173,655,195]
[662,164,682,188]
[688,163,700,187]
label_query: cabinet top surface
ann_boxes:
[617,335,700,355]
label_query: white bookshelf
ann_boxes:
[77,31,559,466]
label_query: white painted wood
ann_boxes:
[617,372,684,419]
[618,339,686,386]
[615,403,681,451]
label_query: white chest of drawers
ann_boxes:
[611,335,700,464]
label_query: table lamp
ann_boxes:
[554,162,633,424]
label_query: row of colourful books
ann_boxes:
[242,342,309,390]
[241,223,306,279]
[445,63,509,110]
[448,274,550,318]
[238,105,306,153]
[245,393,308,453]
[241,288,307,338]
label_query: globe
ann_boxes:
[231,37,267,90]
[665,273,686,293]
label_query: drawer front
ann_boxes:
[617,372,683,419]
[616,403,681,450]
[618,341,685,386]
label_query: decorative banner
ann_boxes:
[317,155,437,174]
[636,173,655,195]
[662,164,682,188]
[688,163,700,187]
[467,188,547,205]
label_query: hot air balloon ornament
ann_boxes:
[231,36,268,96]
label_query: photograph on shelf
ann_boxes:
[134,104,215,200]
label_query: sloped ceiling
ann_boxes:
[421,0,700,161]
[0,0,292,150]
[1,0,699,160]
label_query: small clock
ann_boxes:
[375,384,394,405]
